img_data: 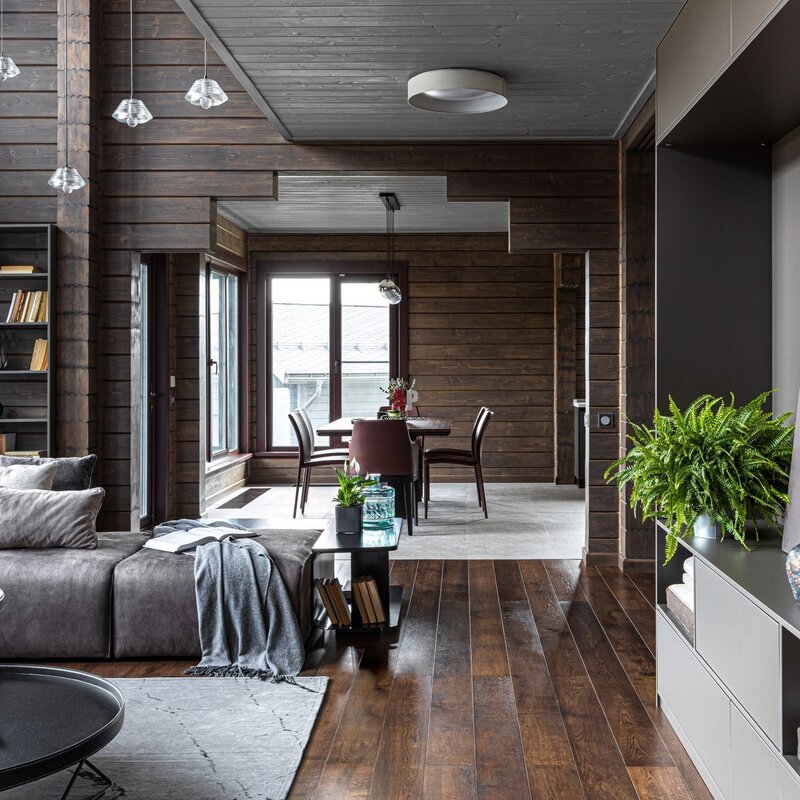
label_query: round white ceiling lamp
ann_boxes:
[408,68,507,113]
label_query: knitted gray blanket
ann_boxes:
[153,519,305,681]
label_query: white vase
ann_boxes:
[693,513,720,540]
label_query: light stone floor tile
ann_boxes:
[206,482,586,560]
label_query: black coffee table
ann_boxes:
[0,665,124,798]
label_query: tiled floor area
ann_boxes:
[206,482,586,560]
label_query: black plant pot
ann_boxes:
[335,504,363,534]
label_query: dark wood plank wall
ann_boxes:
[5,0,625,558]
[0,0,57,224]
[248,234,557,484]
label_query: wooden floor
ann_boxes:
[61,560,714,800]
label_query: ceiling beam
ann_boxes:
[172,0,294,142]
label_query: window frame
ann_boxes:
[205,260,242,462]
[255,260,409,456]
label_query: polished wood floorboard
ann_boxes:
[58,559,713,800]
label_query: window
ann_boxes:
[208,267,239,458]
[258,263,406,453]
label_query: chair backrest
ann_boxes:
[288,411,312,465]
[297,407,315,449]
[472,407,494,461]
[350,419,416,477]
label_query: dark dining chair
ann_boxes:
[297,407,349,459]
[288,411,345,518]
[424,407,493,519]
[349,419,419,535]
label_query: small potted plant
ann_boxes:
[606,391,794,562]
[381,377,416,418]
[333,460,376,534]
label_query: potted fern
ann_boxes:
[333,460,376,534]
[606,392,794,562]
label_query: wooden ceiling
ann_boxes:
[174,0,683,142]
[217,175,509,233]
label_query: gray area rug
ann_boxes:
[7,676,327,800]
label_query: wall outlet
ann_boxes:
[597,412,616,429]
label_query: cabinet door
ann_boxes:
[695,561,781,747]
[658,611,731,798]
[731,0,784,53]
[731,706,800,800]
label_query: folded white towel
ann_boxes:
[670,580,695,611]
[683,556,695,585]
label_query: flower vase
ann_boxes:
[787,545,800,601]
[335,505,362,535]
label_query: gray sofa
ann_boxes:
[0,529,321,659]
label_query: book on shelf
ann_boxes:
[351,576,386,625]
[316,580,341,626]
[0,433,16,455]
[143,527,257,554]
[0,265,37,274]
[5,290,48,324]
[329,579,351,626]
[4,450,46,457]
[29,339,48,371]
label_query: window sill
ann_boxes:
[205,452,252,476]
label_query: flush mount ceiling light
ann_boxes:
[185,39,228,110]
[112,0,152,127]
[379,192,402,305]
[408,68,507,113]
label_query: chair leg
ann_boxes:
[477,463,488,519]
[293,465,303,518]
[424,461,430,519]
[474,464,483,508]
[301,467,311,513]
[413,481,419,526]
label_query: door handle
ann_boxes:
[209,358,218,375]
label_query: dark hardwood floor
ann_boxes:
[60,559,713,800]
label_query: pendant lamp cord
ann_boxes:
[63,1,69,167]
[129,0,134,98]
[1,0,5,57]
[204,38,208,79]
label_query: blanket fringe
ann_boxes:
[184,665,308,686]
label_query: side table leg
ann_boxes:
[60,758,113,800]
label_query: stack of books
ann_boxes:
[3,450,46,457]
[0,265,37,275]
[316,578,351,627]
[5,290,48,323]
[351,576,386,625]
[29,339,48,371]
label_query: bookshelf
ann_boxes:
[0,224,55,457]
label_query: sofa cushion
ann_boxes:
[0,462,57,489]
[0,454,97,491]
[0,486,105,549]
[0,532,145,658]
[112,528,320,658]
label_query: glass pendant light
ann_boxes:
[379,193,402,305]
[185,39,228,109]
[112,0,152,127]
[48,2,85,194]
[0,0,20,80]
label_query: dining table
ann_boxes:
[316,415,452,439]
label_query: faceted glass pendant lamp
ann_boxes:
[48,2,85,194]
[186,39,228,110]
[0,0,20,80]
[112,0,152,127]
[378,193,402,305]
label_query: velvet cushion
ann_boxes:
[0,462,58,489]
[0,486,105,549]
[0,532,145,658]
[0,454,97,491]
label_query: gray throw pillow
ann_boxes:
[0,454,96,491]
[0,486,105,549]
[0,462,58,490]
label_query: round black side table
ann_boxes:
[0,665,124,799]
